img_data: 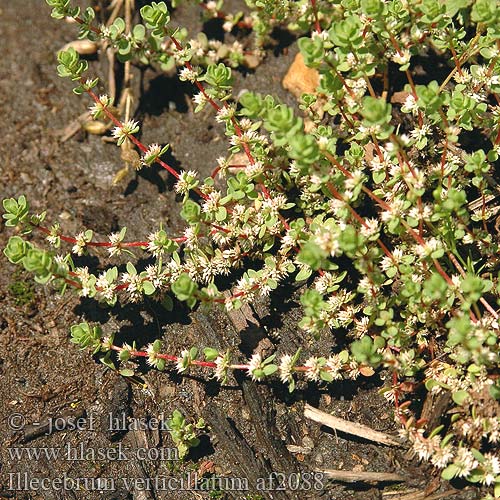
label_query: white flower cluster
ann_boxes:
[246,353,264,381]
[95,271,116,304]
[122,274,143,302]
[178,67,200,83]
[175,170,199,195]
[108,232,124,257]
[72,231,92,256]
[111,119,139,145]
[141,143,163,167]
[88,94,113,119]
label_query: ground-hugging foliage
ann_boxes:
[3,0,500,495]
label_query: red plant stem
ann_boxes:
[73,16,101,35]
[448,40,463,77]
[404,70,424,128]
[329,64,357,100]
[86,86,199,183]
[310,0,321,33]
[36,225,187,246]
[370,134,385,163]
[447,251,498,319]
[107,344,353,376]
[168,35,275,200]
[326,182,395,262]
[440,136,448,180]
[381,21,424,127]
[110,345,217,367]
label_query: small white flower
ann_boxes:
[178,67,199,82]
[215,105,235,123]
[108,232,124,257]
[193,92,207,107]
[482,453,500,485]
[279,354,294,384]
[392,49,411,66]
[205,0,217,11]
[183,226,199,250]
[326,355,343,380]
[247,353,264,381]
[202,191,222,214]
[413,435,435,461]
[245,160,264,177]
[47,234,59,246]
[95,271,116,303]
[454,447,478,478]
[147,231,164,257]
[360,218,379,238]
[146,343,160,367]
[214,352,230,382]
[304,357,322,382]
[141,143,163,167]
[121,272,142,302]
[410,123,432,141]
[353,316,370,337]
[175,170,199,195]
[347,360,360,379]
[430,445,454,468]
[401,94,418,114]
[176,349,190,373]
[112,119,139,141]
[88,94,113,119]
[72,231,89,256]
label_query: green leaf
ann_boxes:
[4,236,31,264]
[297,241,327,270]
[441,464,459,480]
[171,273,197,302]
[360,97,392,127]
[263,364,277,376]
[142,281,156,295]
[204,63,233,89]
[295,266,313,282]
[203,348,219,361]
[180,200,201,222]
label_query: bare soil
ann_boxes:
[0,2,484,500]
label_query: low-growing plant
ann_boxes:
[168,409,205,460]
[3,0,500,496]
[8,272,35,307]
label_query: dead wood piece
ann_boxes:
[318,469,405,483]
[286,444,313,455]
[60,39,98,55]
[204,403,296,500]
[223,290,259,332]
[382,489,459,500]
[58,111,92,142]
[304,404,401,447]
[241,379,298,474]
[420,391,452,431]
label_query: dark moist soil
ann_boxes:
[0,2,484,500]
